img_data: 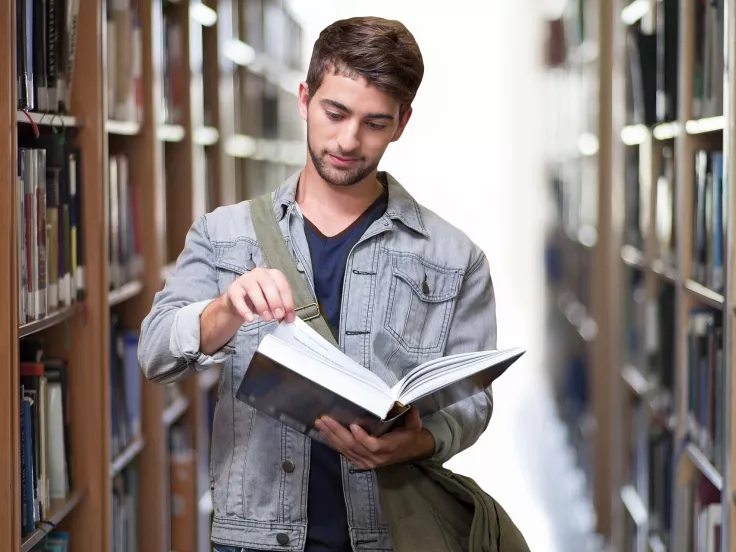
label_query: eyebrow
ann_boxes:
[321,99,395,121]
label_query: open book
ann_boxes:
[235,317,524,439]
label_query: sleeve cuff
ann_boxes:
[421,412,455,465]
[170,299,237,369]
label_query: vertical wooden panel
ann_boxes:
[590,0,617,538]
[63,1,108,551]
[2,0,19,548]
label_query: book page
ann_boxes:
[271,319,388,392]
[256,335,394,417]
[396,347,525,406]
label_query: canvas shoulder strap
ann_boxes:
[250,193,338,347]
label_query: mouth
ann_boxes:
[328,153,360,168]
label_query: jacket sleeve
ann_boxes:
[420,250,497,464]
[138,215,237,384]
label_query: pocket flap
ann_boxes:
[390,254,463,302]
[214,240,263,274]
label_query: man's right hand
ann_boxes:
[200,268,295,355]
[224,267,296,323]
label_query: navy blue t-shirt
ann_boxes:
[303,189,388,552]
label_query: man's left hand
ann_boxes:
[315,407,435,469]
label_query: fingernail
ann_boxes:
[274,308,284,319]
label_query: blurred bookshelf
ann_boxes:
[2,1,305,551]
[544,0,735,550]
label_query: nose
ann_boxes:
[336,121,360,154]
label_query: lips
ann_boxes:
[328,154,360,167]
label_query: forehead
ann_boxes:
[313,71,400,115]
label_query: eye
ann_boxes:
[367,121,386,131]
[326,111,344,121]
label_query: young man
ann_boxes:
[139,16,497,552]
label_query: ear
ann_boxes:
[390,106,413,143]
[298,82,310,122]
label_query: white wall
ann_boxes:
[285,1,557,548]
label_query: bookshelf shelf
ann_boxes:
[106,120,141,136]
[652,122,682,141]
[621,245,646,270]
[193,126,219,146]
[20,488,86,552]
[650,259,678,283]
[157,124,186,142]
[683,279,725,308]
[110,437,146,479]
[621,364,651,397]
[18,303,85,338]
[685,443,723,491]
[163,395,190,427]
[685,116,725,135]
[648,534,666,552]
[620,485,648,526]
[108,280,144,307]
[17,111,81,128]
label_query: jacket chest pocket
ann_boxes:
[384,253,463,354]
[213,240,263,294]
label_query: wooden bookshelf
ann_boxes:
[545,0,734,549]
[2,1,305,551]
[609,0,735,549]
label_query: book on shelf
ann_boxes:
[109,314,143,459]
[693,0,724,119]
[235,317,524,440]
[108,153,143,291]
[17,135,85,326]
[106,0,143,122]
[686,309,724,473]
[692,150,725,293]
[18,339,73,538]
[15,0,81,113]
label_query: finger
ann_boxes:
[227,287,254,322]
[349,424,383,454]
[243,280,272,321]
[320,417,375,464]
[268,270,296,322]
[315,419,368,465]
[256,273,286,320]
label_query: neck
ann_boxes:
[296,161,384,221]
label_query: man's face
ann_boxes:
[298,71,411,187]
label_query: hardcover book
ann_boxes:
[235,317,524,440]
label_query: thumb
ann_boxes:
[403,407,422,431]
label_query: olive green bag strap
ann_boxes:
[250,192,338,346]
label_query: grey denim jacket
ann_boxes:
[138,171,497,551]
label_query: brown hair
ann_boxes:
[306,16,424,117]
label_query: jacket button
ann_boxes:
[282,460,295,473]
[277,533,289,545]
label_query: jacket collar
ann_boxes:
[271,169,429,237]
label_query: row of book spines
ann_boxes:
[681,476,722,552]
[106,0,143,123]
[16,0,80,113]
[19,358,72,537]
[686,309,724,473]
[626,0,723,127]
[112,467,138,552]
[17,144,85,326]
[692,150,725,294]
[109,315,142,460]
[623,146,725,295]
[108,153,143,290]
